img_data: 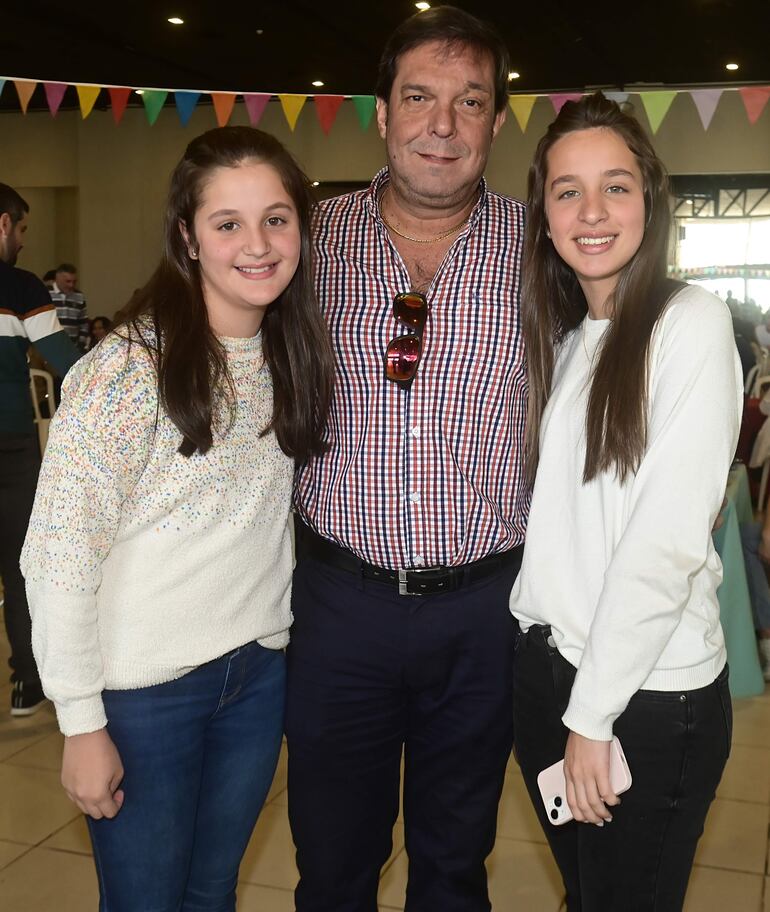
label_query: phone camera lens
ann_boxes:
[554,796,562,807]
[550,809,558,820]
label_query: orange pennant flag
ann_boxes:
[314,95,345,135]
[14,80,37,114]
[278,94,307,131]
[508,95,537,132]
[77,85,101,119]
[211,92,237,127]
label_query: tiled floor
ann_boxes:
[0,625,768,910]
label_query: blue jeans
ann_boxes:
[87,641,286,912]
[740,521,770,629]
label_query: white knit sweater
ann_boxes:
[21,327,294,737]
[510,284,742,741]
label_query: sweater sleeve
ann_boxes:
[562,289,742,741]
[20,333,158,736]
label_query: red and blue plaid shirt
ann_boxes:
[295,168,529,570]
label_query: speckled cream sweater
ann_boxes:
[21,327,294,737]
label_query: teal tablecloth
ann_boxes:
[713,464,765,698]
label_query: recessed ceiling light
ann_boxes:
[135,89,145,95]
[415,2,431,10]
[167,17,184,25]
[312,181,320,187]
[312,80,325,88]
[256,29,264,35]
[725,62,739,71]
[508,71,520,80]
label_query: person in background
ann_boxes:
[21,127,334,911]
[50,262,89,353]
[0,183,80,716]
[739,512,770,680]
[289,6,528,910]
[88,315,112,349]
[510,94,741,910]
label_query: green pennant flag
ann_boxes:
[142,90,168,126]
[352,95,376,131]
[639,91,677,134]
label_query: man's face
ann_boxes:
[0,212,28,266]
[376,40,505,210]
[56,270,77,293]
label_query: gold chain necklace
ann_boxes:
[379,189,470,244]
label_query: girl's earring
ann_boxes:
[189,248,198,260]
[545,227,551,239]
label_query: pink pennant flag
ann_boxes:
[739,87,770,125]
[549,93,582,114]
[689,89,722,130]
[243,93,271,126]
[44,82,67,116]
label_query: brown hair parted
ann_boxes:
[375,5,510,115]
[117,126,335,461]
[522,92,682,485]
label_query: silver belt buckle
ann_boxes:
[398,568,411,596]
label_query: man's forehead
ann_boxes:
[394,39,494,83]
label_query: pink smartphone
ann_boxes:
[536,735,633,826]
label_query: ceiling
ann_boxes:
[1,0,767,112]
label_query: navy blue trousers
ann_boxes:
[286,553,521,912]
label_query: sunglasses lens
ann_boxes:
[393,292,427,330]
[386,335,421,382]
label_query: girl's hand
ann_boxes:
[563,730,619,825]
[61,729,125,820]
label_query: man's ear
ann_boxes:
[491,106,506,141]
[376,98,388,140]
[0,212,12,238]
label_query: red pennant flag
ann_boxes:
[211,92,237,127]
[314,95,345,135]
[109,87,131,125]
[44,82,67,116]
[243,93,271,126]
[14,80,36,113]
[549,93,582,114]
[739,87,770,124]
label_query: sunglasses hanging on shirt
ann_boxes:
[384,291,429,390]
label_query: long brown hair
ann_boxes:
[522,92,682,484]
[118,126,334,460]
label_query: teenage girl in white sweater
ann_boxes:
[21,127,334,911]
[510,94,742,910]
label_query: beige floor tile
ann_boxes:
[4,731,63,771]
[732,698,770,749]
[487,836,564,910]
[265,742,288,804]
[0,847,98,910]
[496,773,548,844]
[694,798,769,874]
[240,803,299,891]
[0,840,29,871]
[41,816,91,855]
[0,764,79,845]
[236,882,295,911]
[683,865,764,912]
[717,744,770,804]
[378,848,406,909]
[0,703,58,763]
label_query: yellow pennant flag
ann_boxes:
[14,80,37,114]
[639,91,677,134]
[77,85,101,119]
[278,94,307,131]
[508,95,537,132]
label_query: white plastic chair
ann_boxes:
[29,368,56,454]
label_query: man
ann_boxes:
[0,184,80,715]
[50,262,89,353]
[288,7,528,910]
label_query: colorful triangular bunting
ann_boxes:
[604,91,630,106]
[76,85,101,119]
[690,89,722,130]
[243,93,271,126]
[549,93,582,114]
[108,87,131,125]
[211,92,237,127]
[279,94,307,131]
[739,87,770,124]
[142,90,167,125]
[352,95,376,131]
[14,80,36,114]
[175,91,201,126]
[314,95,345,135]
[508,95,537,132]
[43,82,67,116]
[639,91,677,133]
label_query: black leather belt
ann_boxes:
[295,520,523,596]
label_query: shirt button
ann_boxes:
[414,555,425,567]
[411,426,421,438]
[409,492,420,504]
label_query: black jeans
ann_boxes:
[286,554,521,912]
[513,624,732,912]
[0,433,41,684]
